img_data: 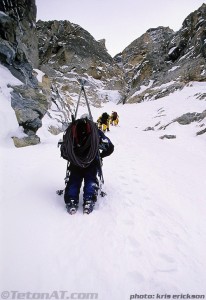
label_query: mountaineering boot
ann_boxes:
[66,200,78,215]
[83,199,95,214]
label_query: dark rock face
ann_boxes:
[115,4,206,103]
[10,85,49,134]
[196,128,206,136]
[174,111,206,125]
[117,26,174,89]
[168,4,206,62]
[114,26,175,103]
[0,0,49,146]
[36,20,125,108]
[0,0,39,85]
[166,3,206,83]
[37,20,112,76]
[159,135,176,140]
[154,109,206,136]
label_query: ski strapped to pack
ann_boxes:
[75,78,93,121]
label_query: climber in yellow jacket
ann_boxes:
[97,112,110,132]
[110,111,119,126]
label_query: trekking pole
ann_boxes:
[98,155,106,197]
[98,154,104,184]
[56,161,70,195]
[82,85,93,121]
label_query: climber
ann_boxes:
[97,112,110,132]
[110,111,119,126]
[60,115,114,215]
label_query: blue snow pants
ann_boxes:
[64,162,99,204]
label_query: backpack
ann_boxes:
[60,118,99,168]
[112,112,117,120]
[101,112,109,122]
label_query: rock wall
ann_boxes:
[0,0,39,85]
[36,19,125,107]
[115,4,206,103]
[0,0,49,146]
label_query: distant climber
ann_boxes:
[97,112,110,132]
[110,111,119,126]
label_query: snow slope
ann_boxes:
[1,65,206,299]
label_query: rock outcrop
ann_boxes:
[0,0,38,84]
[34,19,126,134]
[36,19,125,104]
[115,4,206,103]
[0,0,49,146]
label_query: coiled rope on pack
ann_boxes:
[61,119,99,168]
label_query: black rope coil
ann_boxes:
[61,119,100,168]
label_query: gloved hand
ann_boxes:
[57,138,63,147]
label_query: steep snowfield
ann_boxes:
[1,65,206,299]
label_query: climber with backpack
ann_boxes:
[110,111,119,126]
[97,112,110,132]
[58,79,114,215]
[60,115,114,214]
